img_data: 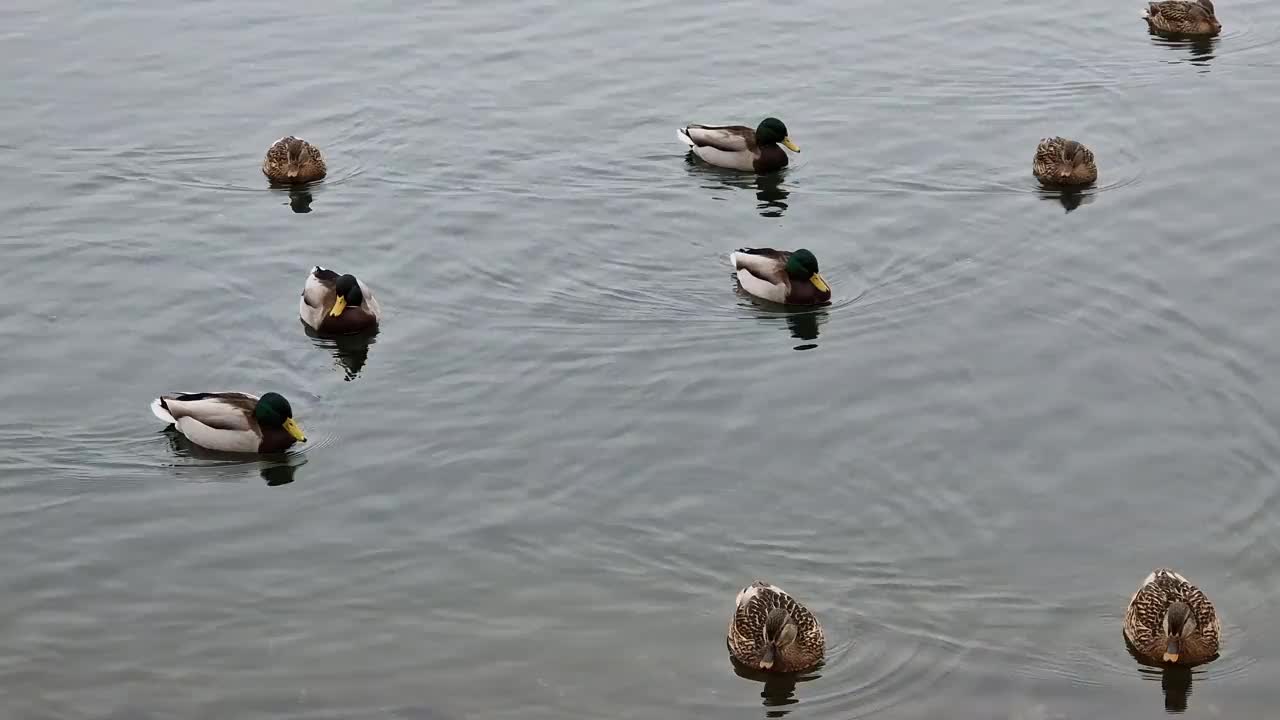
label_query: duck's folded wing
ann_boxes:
[160,392,258,431]
[683,125,753,152]
[731,248,788,281]
[303,266,338,309]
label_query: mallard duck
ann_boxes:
[263,136,327,184]
[150,392,306,453]
[1144,0,1221,36]
[1124,568,1221,666]
[1033,137,1098,187]
[727,581,825,673]
[299,266,381,335]
[730,248,831,306]
[678,117,799,173]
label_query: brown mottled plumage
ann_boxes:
[1144,0,1222,36]
[1124,568,1221,666]
[263,136,327,184]
[1033,137,1098,187]
[727,581,825,673]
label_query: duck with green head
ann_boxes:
[300,266,382,336]
[730,247,831,306]
[150,391,306,453]
[678,117,799,173]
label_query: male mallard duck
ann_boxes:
[727,581,825,673]
[299,266,381,335]
[1144,0,1222,36]
[263,136,327,184]
[678,117,799,173]
[1033,137,1098,187]
[730,248,831,306]
[150,392,306,453]
[1124,568,1221,666]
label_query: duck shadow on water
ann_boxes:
[161,429,307,487]
[268,182,320,213]
[1124,633,1211,714]
[731,660,824,718]
[1036,186,1095,213]
[302,323,378,381]
[685,154,791,218]
[732,280,830,350]
[1148,30,1217,68]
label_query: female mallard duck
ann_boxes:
[678,117,799,173]
[299,266,382,335]
[727,581,825,673]
[150,392,306,453]
[1124,568,1221,666]
[263,136,327,184]
[1033,137,1098,187]
[730,248,831,306]
[1144,0,1221,36]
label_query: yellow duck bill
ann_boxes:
[329,296,348,317]
[283,417,307,443]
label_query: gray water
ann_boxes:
[2,0,1280,717]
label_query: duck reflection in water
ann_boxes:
[304,324,378,381]
[754,172,790,217]
[731,662,822,718]
[1125,634,1196,714]
[162,430,307,486]
[1038,187,1093,214]
[684,154,792,217]
[288,188,314,213]
[1148,30,1217,68]
[786,309,826,351]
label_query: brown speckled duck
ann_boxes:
[263,136,327,184]
[1144,0,1222,36]
[727,581,825,673]
[678,118,800,173]
[1033,137,1098,187]
[1124,568,1221,666]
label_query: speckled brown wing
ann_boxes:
[1124,569,1221,664]
[1033,137,1065,179]
[1149,1,1199,25]
[727,581,825,672]
[301,142,327,178]
[1145,1,1219,35]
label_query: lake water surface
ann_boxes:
[3,0,1280,718]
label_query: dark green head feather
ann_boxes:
[755,117,790,146]
[784,248,820,277]
[254,392,295,427]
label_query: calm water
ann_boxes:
[2,0,1280,717]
